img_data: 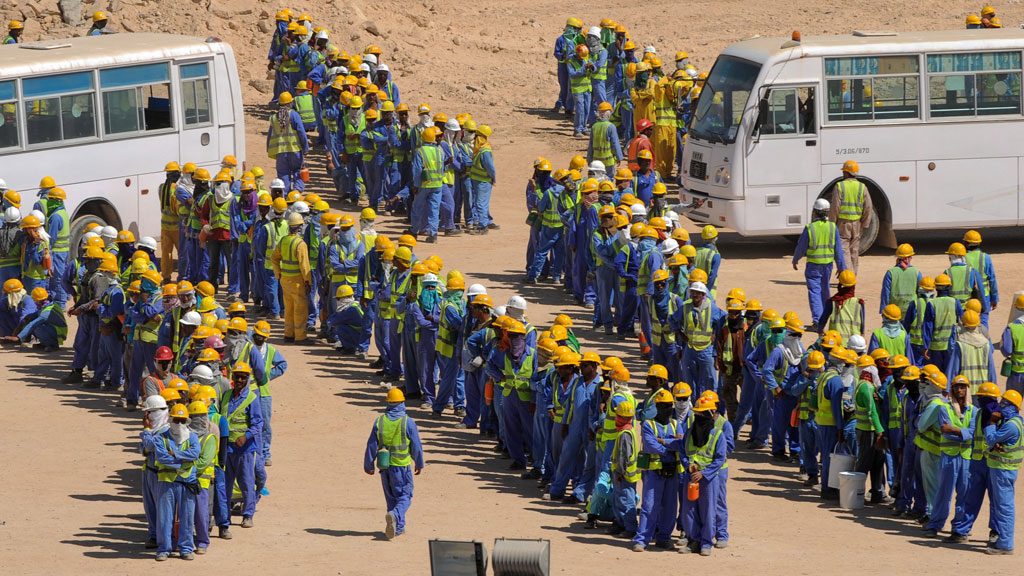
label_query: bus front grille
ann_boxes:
[689,159,707,181]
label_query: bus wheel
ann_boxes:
[69,214,107,254]
[858,205,879,255]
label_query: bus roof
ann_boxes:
[724,28,1024,64]
[0,33,229,78]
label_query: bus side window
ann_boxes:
[181,63,212,126]
[23,71,96,145]
[798,87,816,134]
[0,81,18,150]
[760,87,815,135]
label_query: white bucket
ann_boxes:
[827,451,856,489]
[838,471,867,509]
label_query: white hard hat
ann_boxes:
[813,198,830,212]
[847,334,867,353]
[587,26,601,37]
[29,209,44,223]
[80,231,98,245]
[588,160,605,174]
[100,225,117,239]
[363,53,377,65]
[493,305,507,317]
[444,118,461,131]
[190,364,215,384]
[138,236,157,251]
[0,178,7,191]
[506,295,527,310]
[142,395,168,412]
[270,178,285,190]
[660,238,679,256]
[688,281,708,295]
[180,311,202,327]
[377,63,389,73]
[3,206,20,224]
[329,66,349,77]
[644,46,657,54]
[630,203,647,217]
[315,29,329,40]
[421,273,439,285]
[292,201,309,214]
[359,63,371,72]
[466,283,487,298]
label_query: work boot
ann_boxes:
[508,461,525,471]
[989,530,999,545]
[520,468,541,480]
[607,523,624,535]
[715,540,729,549]
[631,543,645,552]
[195,547,207,555]
[922,528,939,538]
[487,223,500,230]
[654,540,676,550]
[181,552,195,561]
[453,408,466,418]
[444,228,462,237]
[145,538,157,549]
[944,532,967,544]
[82,380,101,389]
[265,458,272,467]
[869,493,894,505]
[985,547,1013,555]
[155,553,169,562]
[425,235,437,244]
[385,512,397,540]
[803,475,819,487]
[62,369,84,384]
[699,547,713,557]
[219,526,233,539]
[240,517,254,528]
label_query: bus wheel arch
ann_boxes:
[70,199,122,252]
[817,176,895,255]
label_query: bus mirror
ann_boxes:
[757,98,769,127]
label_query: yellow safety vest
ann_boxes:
[155,435,197,483]
[683,301,713,351]
[210,197,231,231]
[376,415,411,467]
[417,145,444,189]
[827,298,862,346]
[815,369,840,426]
[278,234,304,277]
[469,145,493,183]
[223,385,258,443]
[805,220,837,265]
[836,179,865,221]
[928,297,956,351]
[611,424,640,483]
[649,294,677,346]
[267,116,302,159]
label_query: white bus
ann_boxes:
[0,33,245,246]
[679,28,1024,251]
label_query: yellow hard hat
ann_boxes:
[982,5,996,16]
[838,270,856,287]
[160,388,182,403]
[92,11,108,22]
[360,207,377,220]
[964,299,982,314]
[386,387,406,403]
[232,361,252,375]
[188,400,209,416]
[806,350,826,370]
[895,243,914,258]
[335,285,354,298]
[272,197,288,212]
[901,366,921,380]
[8,20,24,30]
[888,354,910,369]
[47,187,66,200]
[924,370,948,390]
[961,309,981,328]
[963,230,982,245]
[195,281,215,298]
[919,276,936,291]
[966,14,982,25]
[945,242,967,257]
[672,382,692,398]
[856,354,875,369]
[841,160,859,174]
[882,304,902,321]
[1004,390,1024,410]
[614,401,636,418]
[2,278,23,293]
[648,364,669,380]
[652,183,667,196]
[182,162,197,174]
[471,294,493,308]
[652,388,674,404]
[555,352,581,367]
[934,274,952,287]
[580,351,602,364]
[701,225,718,240]
[20,215,41,229]
[652,269,671,283]
[745,299,763,312]
[648,217,667,231]
[278,91,294,105]
[693,395,717,412]
[687,268,708,284]
[976,382,1001,398]
[193,168,211,182]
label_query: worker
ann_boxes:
[681,394,732,556]
[259,198,288,320]
[141,346,175,398]
[144,402,200,561]
[894,364,926,517]
[981,5,998,28]
[139,395,169,550]
[962,230,999,327]
[62,247,104,384]
[759,316,805,462]
[614,223,643,339]
[825,270,865,346]
[879,243,922,317]
[293,81,317,133]
[635,225,662,357]
[266,92,310,192]
[271,213,312,342]
[649,269,684,381]
[363,387,425,540]
[554,18,582,116]
[466,124,496,235]
[563,42,592,136]
[229,181,257,302]
[966,14,982,28]
[220,361,263,530]
[715,298,748,420]
[816,346,851,500]
[19,214,50,294]
[903,276,935,367]
[923,274,963,370]
[411,126,444,243]
[547,351,598,504]
[921,374,975,537]
[790,349,828,486]
[626,119,655,173]
[486,320,536,469]
[632,388,684,551]
[946,310,995,393]
[948,381,999,541]
[186,398,217,555]
[672,281,725,397]
[0,207,22,287]
[853,353,892,504]
[793,198,846,332]
[590,205,619,334]
[328,284,364,353]
[300,201,322,334]
[983,387,1024,553]
[127,270,164,411]
[40,187,69,305]
[583,27,608,125]
[915,369,950,517]
[0,278,35,337]
[1000,295,1024,394]
[881,353,910,494]
[587,103,623,178]
[870,304,916,366]
[4,21,23,44]
[526,161,565,284]
[631,62,656,132]
[87,11,110,36]
[944,242,988,318]
[409,272,441,406]
[202,172,236,289]
[157,163,180,275]
[8,287,64,350]
[693,225,720,300]
[250,320,285,465]
[630,150,662,206]
[652,76,677,181]
[433,274,467,417]
[828,160,872,272]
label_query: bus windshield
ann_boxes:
[691,56,760,144]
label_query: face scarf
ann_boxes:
[690,411,714,447]
[675,399,691,421]
[336,295,355,313]
[419,286,440,313]
[638,237,656,253]
[829,284,855,305]
[651,285,670,322]
[781,332,804,366]
[148,407,169,433]
[417,113,431,128]
[446,289,466,315]
[882,319,903,339]
[188,412,210,435]
[509,333,527,363]
[586,35,601,53]
[769,330,785,349]
[655,403,674,424]
[6,288,26,310]
[727,314,744,331]
[169,420,190,444]
[0,224,17,256]
[385,401,407,419]
[226,332,247,359]
[339,227,358,252]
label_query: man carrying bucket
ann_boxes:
[363,388,425,540]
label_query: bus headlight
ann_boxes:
[714,167,730,185]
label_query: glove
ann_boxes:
[471,356,484,368]
[201,224,212,235]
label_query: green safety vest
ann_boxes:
[155,435,197,483]
[417,145,444,189]
[957,339,990,389]
[987,416,1024,470]
[210,197,231,231]
[929,297,956,352]
[469,145,493,183]
[798,373,816,420]
[683,301,713,351]
[259,343,278,397]
[0,235,21,268]
[501,350,534,402]
[435,299,463,358]
[827,298,861,346]
[294,92,316,125]
[854,380,879,432]
[1009,323,1024,374]
[686,415,729,471]
[159,181,179,231]
[649,294,677,347]
[197,433,217,489]
[267,117,302,159]
[591,121,615,166]
[642,419,684,473]
[964,250,991,297]
[836,179,865,220]
[189,191,209,232]
[223,384,257,443]
[872,328,906,358]
[277,234,304,277]
[599,391,636,453]
[41,303,68,342]
[805,220,837,264]
[815,369,840,426]
[344,114,365,154]
[611,424,640,483]
[22,241,48,280]
[591,50,607,81]
[887,265,919,314]
[693,246,717,286]
[914,397,945,456]
[570,58,591,94]
[50,207,70,253]
[264,219,288,268]
[552,376,572,420]
[361,127,377,163]
[945,265,971,303]
[391,272,412,330]
[637,252,654,296]
[331,243,359,286]
[134,297,162,344]
[886,382,903,431]
[654,89,676,127]
[617,245,632,293]
[938,403,974,458]
[376,415,411,467]
[909,297,928,346]
[538,188,563,229]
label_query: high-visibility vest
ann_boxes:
[552,377,573,420]
[654,85,676,127]
[223,385,257,443]
[914,396,945,456]
[264,219,288,266]
[394,126,411,163]
[159,181,179,232]
[611,424,640,483]
[945,265,971,303]
[361,128,377,163]
[836,179,866,221]
[964,250,991,297]
[155,435,197,483]
[815,370,840,426]
[590,49,607,81]
[909,297,928,346]
[441,143,457,186]
[642,419,684,473]
[267,117,302,159]
[957,339,990,389]
[331,244,359,286]
[197,433,217,489]
[886,382,903,432]
[294,92,316,125]
[986,416,1023,470]
[417,145,444,189]
[259,344,278,397]
[872,328,906,358]
[886,265,919,314]
[854,380,878,432]
[569,58,591,94]
[41,303,68,341]
[929,297,956,351]
[0,235,21,269]
[469,145,493,183]
[22,241,49,280]
[344,114,365,154]
[435,299,463,358]
[693,246,717,289]
[210,198,231,231]
[376,415,411,467]
[591,121,615,166]
[798,373,816,420]
[686,415,729,471]
[189,191,209,232]
[637,251,654,296]
[50,207,69,253]
[501,350,534,402]
[617,246,632,293]
[135,295,162,344]
[937,404,974,458]
[599,391,636,453]
[828,298,861,345]
[538,188,563,229]
[649,294,677,346]
[277,234,305,277]
[1009,323,1024,374]
[390,271,411,329]
[805,220,837,264]
[683,302,714,351]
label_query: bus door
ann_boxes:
[176,60,220,167]
[746,85,821,186]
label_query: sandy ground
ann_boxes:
[2,1,1024,573]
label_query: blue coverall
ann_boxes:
[363,402,425,536]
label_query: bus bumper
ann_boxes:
[677,188,744,230]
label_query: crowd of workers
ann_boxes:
[966,6,1005,28]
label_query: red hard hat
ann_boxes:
[636,119,654,132]
[155,346,174,361]
[204,336,225,350]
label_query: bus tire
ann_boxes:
[70,199,122,253]
[69,214,106,254]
